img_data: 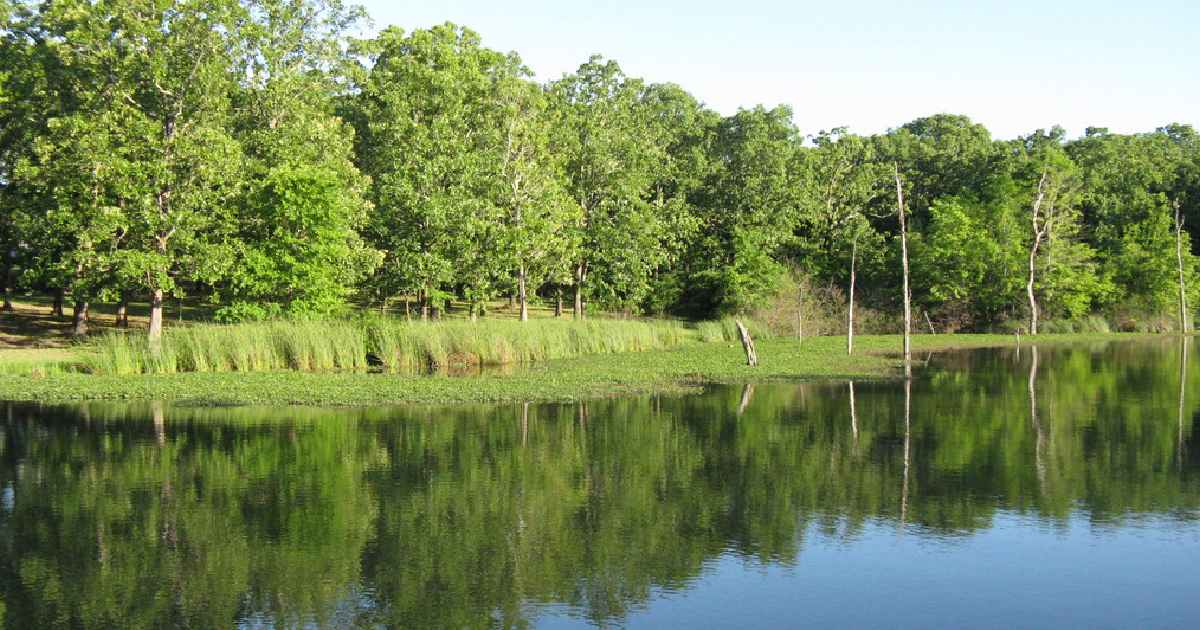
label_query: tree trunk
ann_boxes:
[518,265,529,322]
[796,282,804,344]
[72,300,89,337]
[1175,199,1190,333]
[573,265,585,320]
[735,320,758,367]
[1027,172,1049,336]
[148,289,164,348]
[923,310,935,335]
[1,265,13,312]
[52,288,65,318]
[419,288,429,321]
[895,166,912,377]
[555,287,563,318]
[116,299,129,328]
[848,235,857,355]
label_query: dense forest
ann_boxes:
[2,0,1197,345]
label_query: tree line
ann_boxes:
[2,0,1197,346]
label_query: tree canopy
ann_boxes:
[1,1,1197,336]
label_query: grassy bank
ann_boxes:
[83,317,710,375]
[0,333,1156,406]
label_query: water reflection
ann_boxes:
[0,340,1198,628]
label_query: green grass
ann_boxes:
[82,317,703,375]
[0,332,1159,406]
[0,348,83,377]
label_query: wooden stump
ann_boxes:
[735,320,758,367]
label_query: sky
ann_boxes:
[356,1,1199,140]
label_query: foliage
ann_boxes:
[1,3,1197,336]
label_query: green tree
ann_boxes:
[488,67,579,321]
[683,106,803,316]
[355,23,504,318]
[23,0,249,344]
[1068,127,1198,327]
[550,57,665,318]
[638,83,715,315]
[795,129,887,350]
[219,0,380,320]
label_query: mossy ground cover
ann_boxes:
[0,332,1154,406]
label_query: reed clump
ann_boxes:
[84,317,702,375]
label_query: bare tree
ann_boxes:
[1026,171,1053,335]
[1175,199,1191,333]
[894,165,912,377]
[847,228,859,355]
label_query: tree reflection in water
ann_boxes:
[0,340,1197,628]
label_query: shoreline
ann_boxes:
[0,333,1168,408]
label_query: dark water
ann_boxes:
[1,339,1198,629]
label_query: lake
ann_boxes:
[1,339,1197,628]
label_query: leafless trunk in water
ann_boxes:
[522,402,529,447]
[1029,345,1046,493]
[738,383,756,416]
[849,380,859,445]
[900,376,911,526]
[1180,338,1190,469]
[153,400,166,447]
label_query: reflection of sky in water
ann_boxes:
[536,513,1200,629]
[1,339,1197,628]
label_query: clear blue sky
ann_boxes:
[357,1,1198,140]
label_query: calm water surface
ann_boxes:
[1,339,1198,628]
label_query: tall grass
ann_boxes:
[694,317,773,343]
[84,317,705,375]
[0,349,84,377]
